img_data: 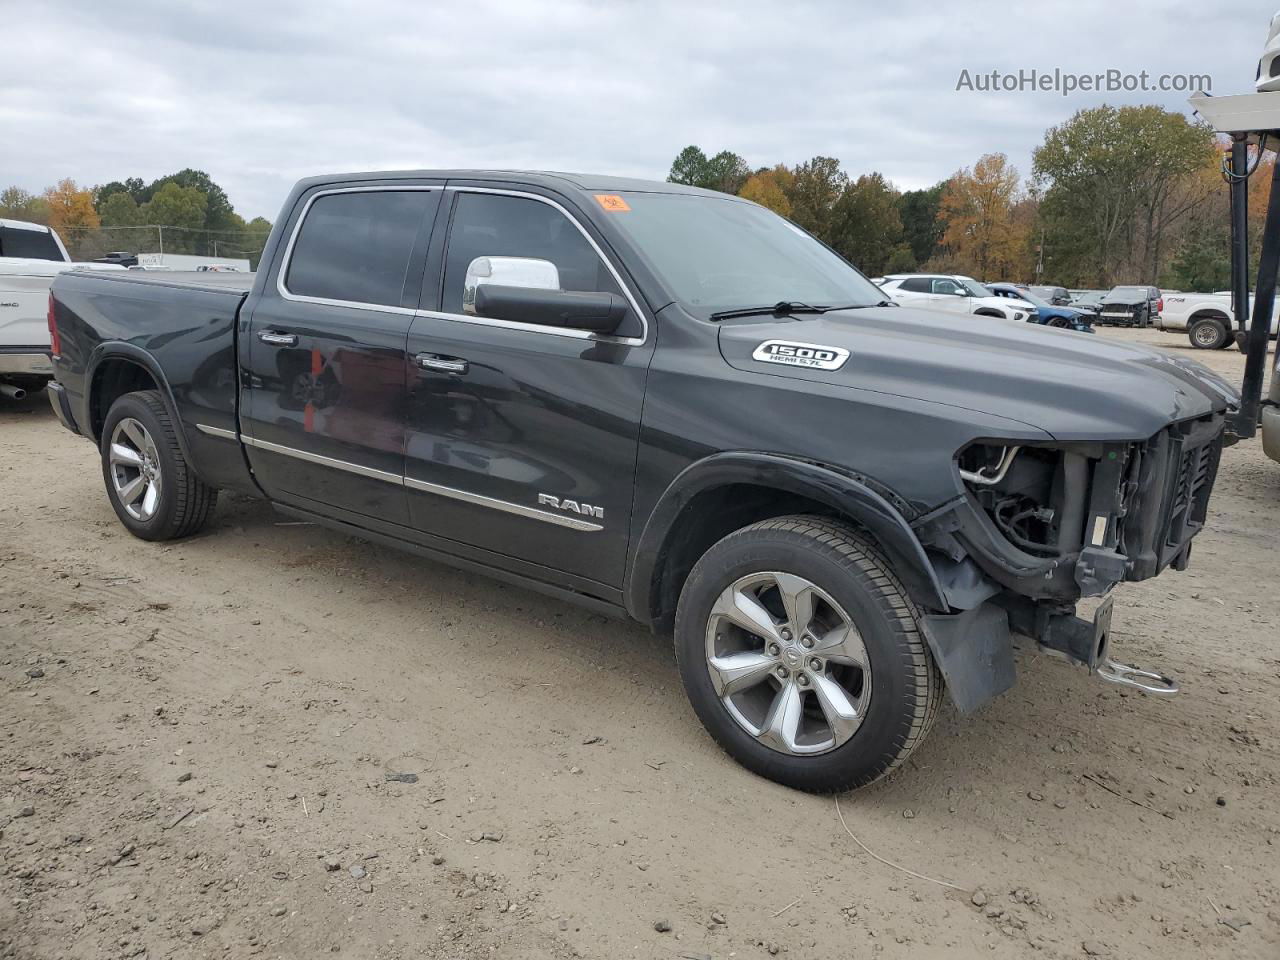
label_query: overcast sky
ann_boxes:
[0,0,1271,220]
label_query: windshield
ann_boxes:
[601,193,886,316]
[957,276,993,298]
[1005,286,1048,308]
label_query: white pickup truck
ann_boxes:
[1157,290,1280,349]
[0,219,123,398]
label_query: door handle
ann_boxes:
[258,330,298,346]
[416,353,469,374]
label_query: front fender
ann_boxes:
[625,451,949,624]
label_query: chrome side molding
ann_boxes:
[200,426,602,533]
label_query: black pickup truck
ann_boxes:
[46,170,1240,792]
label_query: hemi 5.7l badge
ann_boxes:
[751,340,850,371]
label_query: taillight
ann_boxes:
[47,293,61,357]
[1157,297,1164,313]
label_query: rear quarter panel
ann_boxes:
[51,271,257,493]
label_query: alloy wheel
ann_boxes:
[109,418,162,521]
[704,571,871,756]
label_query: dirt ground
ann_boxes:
[1,327,1277,960]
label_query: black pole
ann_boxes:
[1230,137,1250,336]
[1236,150,1280,439]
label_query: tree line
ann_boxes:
[0,170,273,267]
[669,104,1267,291]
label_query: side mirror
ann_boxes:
[473,285,627,333]
[463,256,560,316]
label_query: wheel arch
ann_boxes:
[84,344,199,474]
[625,452,949,630]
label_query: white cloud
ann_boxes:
[0,0,1266,219]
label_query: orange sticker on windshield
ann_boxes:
[594,194,631,212]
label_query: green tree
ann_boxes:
[786,156,847,242]
[898,184,945,265]
[95,177,147,209]
[0,187,50,225]
[830,172,903,275]
[139,182,208,254]
[667,146,748,194]
[98,192,142,227]
[1033,105,1215,286]
[884,244,917,273]
[1164,226,1231,291]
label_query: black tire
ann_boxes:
[100,390,218,541]
[674,516,943,792]
[1188,317,1229,350]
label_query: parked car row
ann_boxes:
[872,275,1096,333]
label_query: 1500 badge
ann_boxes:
[751,340,849,371]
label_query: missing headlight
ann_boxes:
[958,443,1084,557]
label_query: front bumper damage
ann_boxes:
[913,413,1224,714]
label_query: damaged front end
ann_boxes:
[912,412,1226,713]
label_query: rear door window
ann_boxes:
[285,190,437,307]
[898,278,931,293]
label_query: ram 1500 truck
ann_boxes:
[47,170,1242,792]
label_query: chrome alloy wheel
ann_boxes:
[1192,322,1220,347]
[704,571,871,756]
[109,418,162,521]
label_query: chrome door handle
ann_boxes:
[258,330,298,346]
[416,353,469,374]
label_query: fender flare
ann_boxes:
[83,343,198,471]
[624,451,949,624]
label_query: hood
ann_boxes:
[717,306,1235,441]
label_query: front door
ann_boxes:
[242,186,441,525]
[403,188,653,588]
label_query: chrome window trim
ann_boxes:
[238,434,601,532]
[426,186,648,346]
[404,475,603,531]
[195,423,238,441]
[275,185,443,316]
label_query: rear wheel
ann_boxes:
[1188,317,1229,350]
[674,516,942,792]
[100,390,217,541]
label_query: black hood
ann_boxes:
[718,306,1237,441]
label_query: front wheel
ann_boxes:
[674,516,943,792]
[100,390,218,541]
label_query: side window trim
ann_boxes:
[276,185,442,316]
[423,186,648,346]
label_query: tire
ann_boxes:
[674,516,942,792]
[100,390,218,541]
[1188,317,1228,350]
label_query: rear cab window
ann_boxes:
[284,190,438,308]
[0,224,64,261]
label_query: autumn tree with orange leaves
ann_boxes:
[937,153,1029,279]
[42,179,100,247]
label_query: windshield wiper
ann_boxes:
[708,300,895,320]
[709,301,832,321]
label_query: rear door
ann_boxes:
[401,186,653,588]
[241,185,442,524]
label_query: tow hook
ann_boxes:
[1095,659,1179,696]
[1036,596,1180,696]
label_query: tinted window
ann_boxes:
[442,193,623,316]
[286,191,434,307]
[932,279,963,295]
[0,225,64,261]
[899,278,931,293]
